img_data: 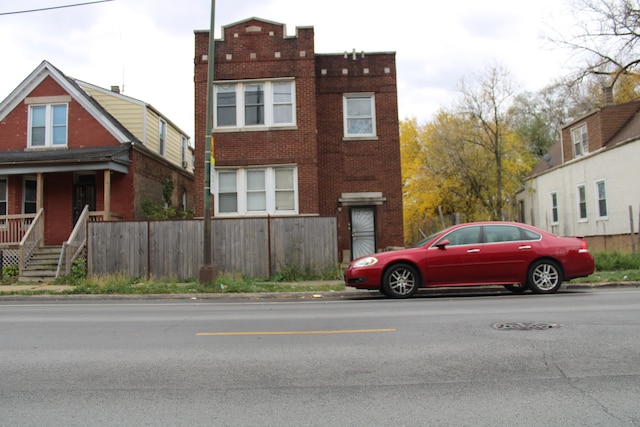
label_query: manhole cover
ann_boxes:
[493,322,561,331]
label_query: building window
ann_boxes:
[0,177,7,219]
[159,119,167,156]
[181,135,188,167]
[214,80,295,129]
[28,104,67,147]
[571,124,588,157]
[23,177,37,214]
[272,82,293,124]
[215,167,297,215]
[244,83,264,126]
[343,93,376,138]
[550,192,558,225]
[595,180,608,219]
[577,184,587,221]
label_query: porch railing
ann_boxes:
[57,205,90,278]
[18,209,44,275]
[0,213,38,246]
[89,211,125,222]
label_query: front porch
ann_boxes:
[1,207,123,282]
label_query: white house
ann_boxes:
[519,98,640,252]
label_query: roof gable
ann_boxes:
[0,60,135,144]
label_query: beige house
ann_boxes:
[75,80,194,172]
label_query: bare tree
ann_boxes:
[457,64,516,220]
[553,0,640,93]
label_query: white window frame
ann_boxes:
[28,103,68,148]
[550,192,559,225]
[571,124,588,157]
[159,119,167,156]
[214,167,298,216]
[577,184,588,222]
[213,79,296,129]
[595,179,608,219]
[181,135,188,167]
[343,93,377,139]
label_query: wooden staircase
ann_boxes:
[19,246,62,283]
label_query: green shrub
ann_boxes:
[594,252,640,271]
[3,264,19,278]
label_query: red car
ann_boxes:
[344,222,595,298]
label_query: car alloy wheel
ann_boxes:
[527,260,562,294]
[382,263,419,298]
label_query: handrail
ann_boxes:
[0,213,37,244]
[57,205,90,278]
[18,209,44,275]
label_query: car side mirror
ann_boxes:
[436,240,450,249]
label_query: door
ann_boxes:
[350,207,376,259]
[424,225,483,285]
[476,224,535,282]
[73,174,96,224]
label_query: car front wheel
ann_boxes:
[382,263,419,298]
[527,260,562,294]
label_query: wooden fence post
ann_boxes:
[630,206,636,255]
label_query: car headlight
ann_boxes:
[352,256,378,268]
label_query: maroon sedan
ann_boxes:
[344,222,595,298]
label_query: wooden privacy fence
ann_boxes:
[87,216,338,280]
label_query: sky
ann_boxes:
[0,0,574,141]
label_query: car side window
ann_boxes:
[521,228,542,241]
[484,225,522,243]
[439,226,482,246]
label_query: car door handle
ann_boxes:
[467,249,480,253]
[518,245,532,250]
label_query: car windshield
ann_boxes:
[413,230,445,248]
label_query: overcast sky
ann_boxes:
[0,0,573,140]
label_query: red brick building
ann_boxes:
[0,61,193,279]
[194,18,403,262]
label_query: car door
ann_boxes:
[423,225,482,285]
[475,224,537,283]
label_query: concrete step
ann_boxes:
[19,246,62,283]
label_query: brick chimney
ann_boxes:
[110,85,120,94]
[603,85,613,105]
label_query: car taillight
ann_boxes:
[578,238,589,253]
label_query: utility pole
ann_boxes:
[199,0,216,284]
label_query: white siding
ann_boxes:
[522,139,640,237]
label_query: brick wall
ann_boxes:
[315,53,404,251]
[194,20,318,216]
[132,149,195,218]
[0,76,120,151]
[193,18,404,261]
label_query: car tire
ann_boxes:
[527,260,563,294]
[504,284,528,294]
[382,263,419,298]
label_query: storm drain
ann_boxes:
[493,322,561,331]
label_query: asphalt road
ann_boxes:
[1,288,640,426]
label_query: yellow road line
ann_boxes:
[196,328,396,337]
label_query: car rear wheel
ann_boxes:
[504,284,528,294]
[527,260,562,294]
[382,263,419,298]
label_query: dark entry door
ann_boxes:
[350,207,376,260]
[73,174,96,224]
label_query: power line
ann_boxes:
[0,0,114,16]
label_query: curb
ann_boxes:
[0,282,638,302]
